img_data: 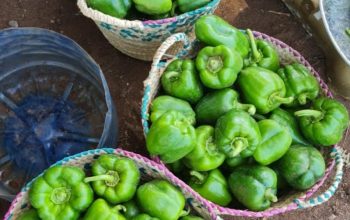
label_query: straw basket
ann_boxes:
[77,0,221,61]
[141,32,346,218]
[4,148,221,220]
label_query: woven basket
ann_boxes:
[141,32,346,218]
[77,0,221,61]
[4,148,222,220]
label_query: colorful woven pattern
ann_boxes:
[141,32,346,218]
[77,0,220,61]
[4,148,222,220]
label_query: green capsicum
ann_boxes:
[253,119,292,165]
[132,214,160,220]
[195,15,250,58]
[195,88,256,124]
[189,169,232,206]
[137,180,187,220]
[277,145,325,190]
[122,199,140,219]
[177,0,211,13]
[294,97,349,146]
[161,59,203,104]
[238,66,294,114]
[215,109,261,158]
[269,108,309,145]
[84,199,126,220]
[84,154,140,204]
[244,29,280,71]
[225,156,250,169]
[183,125,225,171]
[150,95,196,125]
[228,165,278,211]
[196,45,243,89]
[271,164,289,190]
[167,160,185,174]
[146,110,196,163]
[17,209,40,220]
[29,166,93,220]
[133,0,172,15]
[87,0,132,18]
[277,63,320,106]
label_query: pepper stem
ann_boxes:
[247,29,262,62]
[190,171,206,184]
[207,56,223,73]
[230,139,247,157]
[179,209,190,217]
[112,205,126,213]
[297,93,309,105]
[265,189,278,203]
[235,102,256,115]
[294,109,323,119]
[84,171,120,187]
[170,1,177,17]
[272,95,294,105]
[164,71,180,82]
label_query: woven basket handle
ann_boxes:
[293,146,344,209]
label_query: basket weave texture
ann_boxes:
[77,0,221,61]
[141,32,346,218]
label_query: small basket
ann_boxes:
[77,0,221,61]
[4,148,221,220]
[141,32,346,218]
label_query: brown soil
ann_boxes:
[0,0,349,219]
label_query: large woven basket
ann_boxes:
[141,32,346,218]
[4,148,221,220]
[77,0,221,61]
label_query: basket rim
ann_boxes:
[77,0,221,28]
[140,31,344,217]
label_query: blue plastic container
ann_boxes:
[0,28,117,199]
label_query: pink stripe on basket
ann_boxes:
[142,17,177,25]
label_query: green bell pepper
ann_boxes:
[146,110,196,163]
[84,199,126,220]
[137,180,187,220]
[271,164,289,190]
[150,95,196,125]
[122,199,140,218]
[225,155,250,169]
[87,0,132,18]
[278,145,325,190]
[84,154,140,204]
[132,214,160,220]
[177,0,211,13]
[238,66,294,114]
[17,209,40,220]
[183,125,225,171]
[253,119,292,165]
[167,160,185,174]
[195,15,250,58]
[277,63,320,106]
[29,166,93,220]
[215,110,261,158]
[195,88,256,124]
[295,97,349,146]
[161,59,203,104]
[189,169,232,206]
[269,108,309,145]
[133,0,172,15]
[244,29,280,71]
[228,165,278,211]
[196,45,243,89]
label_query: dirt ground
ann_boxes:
[0,0,349,219]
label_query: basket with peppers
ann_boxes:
[142,15,349,215]
[86,0,214,20]
[5,149,217,220]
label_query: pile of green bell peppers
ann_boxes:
[146,14,349,212]
[86,0,213,20]
[25,154,204,220]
